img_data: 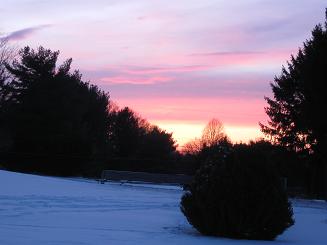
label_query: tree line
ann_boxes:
[0,44,177,176]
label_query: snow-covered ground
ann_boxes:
[0,170,326,245]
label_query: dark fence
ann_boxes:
[101,170,193,185]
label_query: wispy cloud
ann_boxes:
[189,51,265,57]
[100,75,172,85]
[122,65,210,74]
[4,25,51,41]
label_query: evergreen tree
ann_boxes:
[108,107,177,158]
[260,10,327,198]
[3,46,110,175]
[108,107,144,157]
[139,126,177,158]
[181,145,294,240]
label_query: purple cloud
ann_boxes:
[5,25,51,41]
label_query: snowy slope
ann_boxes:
[0,170,327,245]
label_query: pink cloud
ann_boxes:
[121,65,210,74]
[100,75,172,84]
[188,50,294,68]
[89,50,290,84]
[98,50,294,79]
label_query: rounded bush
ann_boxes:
[181,146,294,240]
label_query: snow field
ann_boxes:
[0,170,327,245]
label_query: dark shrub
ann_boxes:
[180,146,294,240]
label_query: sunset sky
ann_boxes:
[1,0,326,147]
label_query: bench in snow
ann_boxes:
[100,170,193,186]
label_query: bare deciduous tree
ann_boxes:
[182,118,229,155]
[0,37,15,68]
[201,118,227,147]
[0,37,15,99]
[0,37,15,150]
[182,138,202,155]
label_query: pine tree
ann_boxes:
[3,46,110,175]
[260,10,327,198]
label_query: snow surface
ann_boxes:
[0,170,327,245]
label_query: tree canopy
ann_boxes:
[109,106,177,158]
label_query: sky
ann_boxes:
[1,0,326,147]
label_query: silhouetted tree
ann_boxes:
[0,38,14,109]
[182,138,202,155]
[181,119,231,175]
[181,145,294,240]
[197,137,232,164]
[0,38,14,81]
[109,107,145,157]
[108,107,177,159]
[201,118,227,147]
[182,118,230,155]
[139,126,177,158]
[260,10,327,198]
[236,140,308,193]
[0,38,15,152]
[2,46,110,175]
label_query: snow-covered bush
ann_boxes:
[180,146,294,240]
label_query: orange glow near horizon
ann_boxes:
[114,97,268,148]
[152,121,264,149]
